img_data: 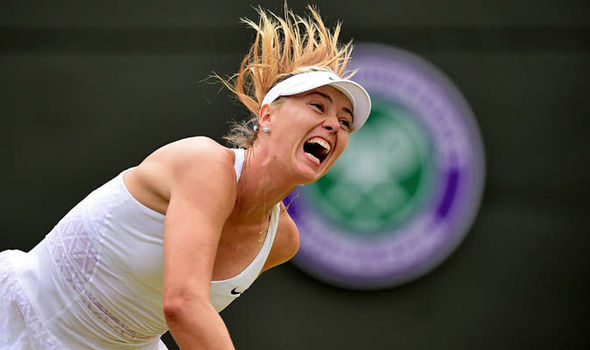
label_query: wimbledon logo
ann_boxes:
[286,43,485,289]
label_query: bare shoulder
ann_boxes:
[277,202,300,254]
[158,137,237,198]
[156,137,234,171]
[263,202,300,272]
[125,137,237,214]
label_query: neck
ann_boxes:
[232,144,297,221]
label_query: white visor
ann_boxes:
[260,71,372,131]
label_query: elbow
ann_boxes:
[163,290,209,323]
[163,296,185,322]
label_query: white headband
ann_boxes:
[260,71,372,131]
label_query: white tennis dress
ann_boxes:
[0,148,280,349]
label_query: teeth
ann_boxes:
[307,137,331,154]
[305,152,321,164]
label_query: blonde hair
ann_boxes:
[221,5,355,148]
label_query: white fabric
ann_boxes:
[260,70,372,131]
[0,148,279,349]
[232,147,245,182]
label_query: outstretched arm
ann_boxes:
[138,138,237,349]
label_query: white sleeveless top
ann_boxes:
[5,148,280,349]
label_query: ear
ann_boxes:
[258,103,273,129]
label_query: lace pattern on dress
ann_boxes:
[0,252,61,349]
[47,211,152,341]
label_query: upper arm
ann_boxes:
[262,202,300,273]
[160,138,236,305]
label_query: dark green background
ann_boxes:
[1,1,588,349]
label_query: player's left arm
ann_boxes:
[261,202,300,273]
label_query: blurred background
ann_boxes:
[1,0,588,349]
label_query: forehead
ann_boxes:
[307,85,354,110]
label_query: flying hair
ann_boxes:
[220,5,356,148]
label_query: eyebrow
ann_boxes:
[307,91,354,120]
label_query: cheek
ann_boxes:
[330,143,348,165]
[332,135,349,160]
[337,135,350,154]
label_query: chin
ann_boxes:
[295,162,331,185]
[295,170,320,185]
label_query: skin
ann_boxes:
[123,85,354,349]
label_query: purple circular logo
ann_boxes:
[286,43,485,289]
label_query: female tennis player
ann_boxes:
[0,6,371,349]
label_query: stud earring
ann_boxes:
[263,127,270,133]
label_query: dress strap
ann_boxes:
[231,148,245,182]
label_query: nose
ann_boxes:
[322,116,339,133]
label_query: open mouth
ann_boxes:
[303,137,331,164]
